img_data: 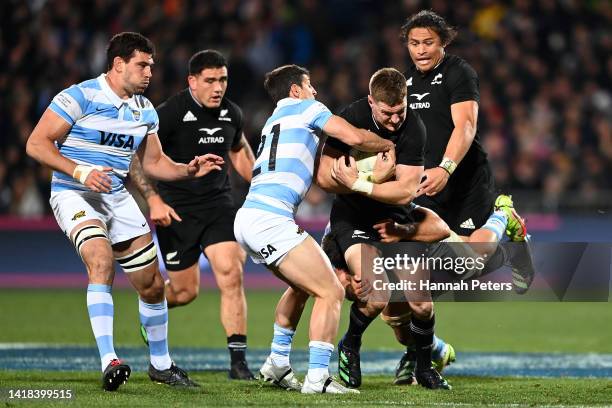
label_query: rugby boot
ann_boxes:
[494,194,536,294]
[148,362,200,387]
[229,359,255,380]
[433,342,456,373]
[394,349,416,385]
[102,359,131,391]
[302,374,360,394]
[258,357,302,391]
[415,366,452,390]
[338,337,362,388]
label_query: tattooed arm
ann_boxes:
[130,154,182,226]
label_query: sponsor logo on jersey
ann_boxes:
[99,131,135,149]
[406,77,413,86]
[199,127,222,135]
[410,92,430,101]
[460,218,476,230]
[183,111,197,122]
[71,210,86,221]
[352,229,370,239]
[198,136,225,144]
[131,109,141,121]
[259,244,277,259]
[431,73,443,85]
[297,226,305,235]
[409,102,431,109]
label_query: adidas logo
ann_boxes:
[183,111,197,122]
[459,218,476,229]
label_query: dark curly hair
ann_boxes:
[400,10,457,46]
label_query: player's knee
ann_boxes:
[173,286,199,305]
[85,255,114,280]
[409,301,434,320]
[139,274,166,303]
[364,300,387,315]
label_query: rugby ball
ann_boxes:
[349,149,393,183]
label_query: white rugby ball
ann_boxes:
[349,149,393,183]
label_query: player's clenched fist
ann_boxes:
[73,164,113,193]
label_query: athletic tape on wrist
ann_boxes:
[351,178,374,195]
[73,164,104,184]
[438,157,457,176]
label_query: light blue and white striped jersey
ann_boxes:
[243,97,332,218]
[48,73,159,193]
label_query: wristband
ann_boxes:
[351,178,374,195]
[73,165,104,184]
[438,157,457,175]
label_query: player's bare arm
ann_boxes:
[136,132,225,180]
[229,133,255,182]
[26,108,113,193]
[315,144,353,193]
[323,115,395,153]
[417,100,478,196]
[333,156,423,205]
[129,155,181,226]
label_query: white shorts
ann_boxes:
[50,189,150,245]
[233,208,309,266]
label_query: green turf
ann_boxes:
[1,371,611,407]
[1,289,611,353]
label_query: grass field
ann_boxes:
[1,289,612,406]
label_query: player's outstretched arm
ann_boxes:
[26,108,112,193]
[323,115,394,153]
[137,132,224,181]
[315,143,353,193]
[229,133,255,182]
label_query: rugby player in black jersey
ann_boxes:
[402,10,534,293]
[316,68,452,390]
[130,50,256,380]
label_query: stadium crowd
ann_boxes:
[1,0,610,217]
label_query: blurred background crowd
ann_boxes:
[1,0,610,218]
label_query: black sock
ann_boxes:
[227,334,247,364]
[343,303,376,349]
[410,314,435,370]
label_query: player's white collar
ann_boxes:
[277,97,302,107]
[98,73,135,108]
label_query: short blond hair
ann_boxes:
[369,68,407,106]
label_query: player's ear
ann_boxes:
[289,83,301,98]
[187,75,197,91]
[367,95,375,108]
[112,56,125,73]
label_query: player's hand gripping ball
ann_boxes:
[349,148,396,183]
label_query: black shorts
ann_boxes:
[330,203,419,255]
[156,205,237,271]
[414,164,496,236]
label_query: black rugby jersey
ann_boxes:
[155,89,243,210]
[405,54,488,182]
[327,97,426,224]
